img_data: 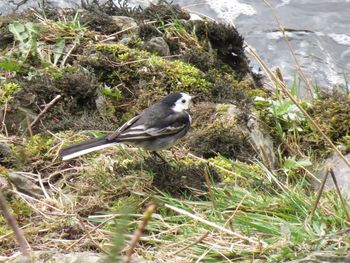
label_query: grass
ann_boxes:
[2,133,349,261]
[141,166,349,262]
[0,2,350,262]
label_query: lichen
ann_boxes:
[0,82,21,104]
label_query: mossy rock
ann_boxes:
[185,102,256,160]
[295,93,350,158]
[309,93,350,143]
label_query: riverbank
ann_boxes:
[0,1,349,262]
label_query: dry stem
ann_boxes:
[123,203,157,263]
[0,191,31,263]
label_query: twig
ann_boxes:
[0,191,31,263]
[123,204,157,263]
[308,169,329,222]
[60,43,76,68]
[203,167,217,209]
[99,20,157,44]
[67,216,114,250]
[77,219,109,254]
[37,172,50,199]
[164,204,265,247]
[26,115,33,137]
[1,100,9,137]
[0,223,33,241]
[224,193,248,230]
[329,168,350,222]
[170,231,209,256]
[28,94,62,130]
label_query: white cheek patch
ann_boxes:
[172,93,192,112]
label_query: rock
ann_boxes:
[0,176,9,190]
[111,16,139,38]
[8,172,44,199]
[9,251,105,263]
[145,37,170,56]
[8,251,148,263]
[313,152,350,200]
[186,102,256,160]
[247,115,276,170]
[0,142,11,160]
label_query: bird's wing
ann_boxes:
[106,114,141,141]
[116,110,190,141]
[118,124,187,140]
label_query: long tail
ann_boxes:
[60,136,117,161]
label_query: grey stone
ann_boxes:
[0,142,11,160]
[145,37,170,56]
[8,251,148,263]
[9,251,105,263]
[111,16,139,38]
[247,115,276,170]
[313,152,350,200]
[8,172,44,199]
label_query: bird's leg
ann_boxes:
[151,151,168,164]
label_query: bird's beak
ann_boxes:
[191,94,202,100]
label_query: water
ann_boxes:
[175,0,350,92]
[1,0,350,92]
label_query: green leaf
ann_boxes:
[0,58,22,71]
[8,22,26,43]
[24,22,38,35]
[53,39,65,65]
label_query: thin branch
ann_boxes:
[204,167,217,209]
[308,169,329,222]
[123,204,157,263]
[29,94,62,129]
[164,204,265,247]
[0,191,31,263]
[170,231,209,256]
[329,168,350,222]
[99,20,157,44]
[66,216,114,250]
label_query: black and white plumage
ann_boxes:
[60,92,193,160]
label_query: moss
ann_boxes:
[248,88,269,98]
[25,134,55,158]
[139,2,190,23]
[187,20,248,79]
[95,43,209,94]
[5,68,114,134]
[149,56,209,93]
[186,103,254,160]
[0,215,11,236]
[0,82,21,104]
[309,94,350,143]
[187,119,253,160]
[149,156,221,197]
[10,197,32,221]
[289,93,350,158]
[181,47,216,72]
[209,156,265,184]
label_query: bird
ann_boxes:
[60,92,195,161]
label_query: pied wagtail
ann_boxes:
[60,92,195,160]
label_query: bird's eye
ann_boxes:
[181,99,186,103]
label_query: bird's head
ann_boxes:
[161,92,196,112]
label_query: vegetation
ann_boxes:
[0,1,349,262]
